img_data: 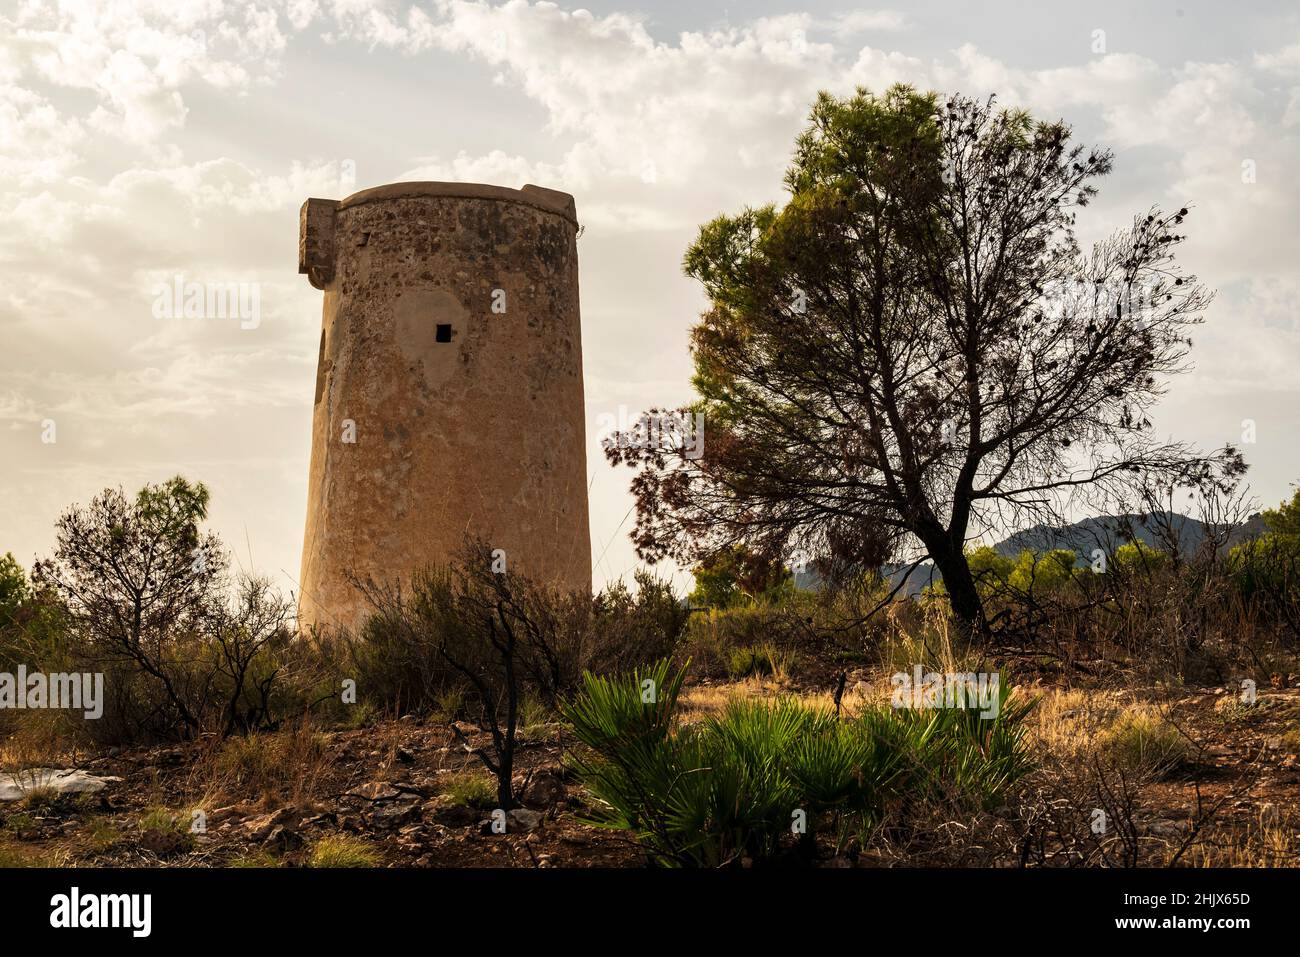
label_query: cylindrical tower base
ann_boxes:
[297,182,591,634]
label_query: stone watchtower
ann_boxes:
[296,182,592,633]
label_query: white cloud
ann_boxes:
[0,82,86,184]
[3,0,1300,592]
[3,0,290,144]
[822,10,908,36]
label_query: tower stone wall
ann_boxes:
[297,181,591,633]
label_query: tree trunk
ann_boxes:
[927,540,985,638]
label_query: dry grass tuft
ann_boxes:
[308,834,381,868]
[186,720,331,807]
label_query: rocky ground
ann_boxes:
[0,716,644,868]
[1136,685,1300,864]
[0,676,1297,868]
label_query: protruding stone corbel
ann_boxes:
[299,198,340,290]
[521,184,577,224]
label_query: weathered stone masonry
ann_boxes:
[297,182,592,632]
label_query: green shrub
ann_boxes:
[4,812,36,839]
[137,807,196,855]
[1096,709,1189,777]
[344,700,380,730]
[1111,540,1169,575]
[726,642,794,680]
[561,660,1036,866]
[429,685,467,723]
[1229,532,1300,599]
[884,674,1038,810]
[88,821,121,852]
[681,603,813,679]
[591,571,690,671]
[1007,549,1079,596]
[938,546,1081,603]
[687,545,796,610]
[0,552,30,632]
[440,770,496,808]
[562,658,684,752]
[517,694,557,738]
[342,566,687,724]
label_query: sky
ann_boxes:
[2,0,1300,603]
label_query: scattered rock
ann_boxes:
[450,721,478,740]
[264,824,304,852]
[371,802,420,828]
[209,804,243,821]
[475,810,540,836]
[148,747,186,767]
[243,806,299,842]
[517,770,566,808]
[1147,819,1186,838]
[347,781,401,802]
[507,808,544,833]
[139,828,188,856]
[423,797,478,827]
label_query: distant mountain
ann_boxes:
[791,558,933,595]
[993,511,1268,561]
[791,511,1270,597]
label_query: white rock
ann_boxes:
[0,768,122,802]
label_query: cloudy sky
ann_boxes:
[2,0,1299,601]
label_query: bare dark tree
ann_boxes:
[212,574,295,736]
[607,86,1244,635]
[353,539,577,811]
